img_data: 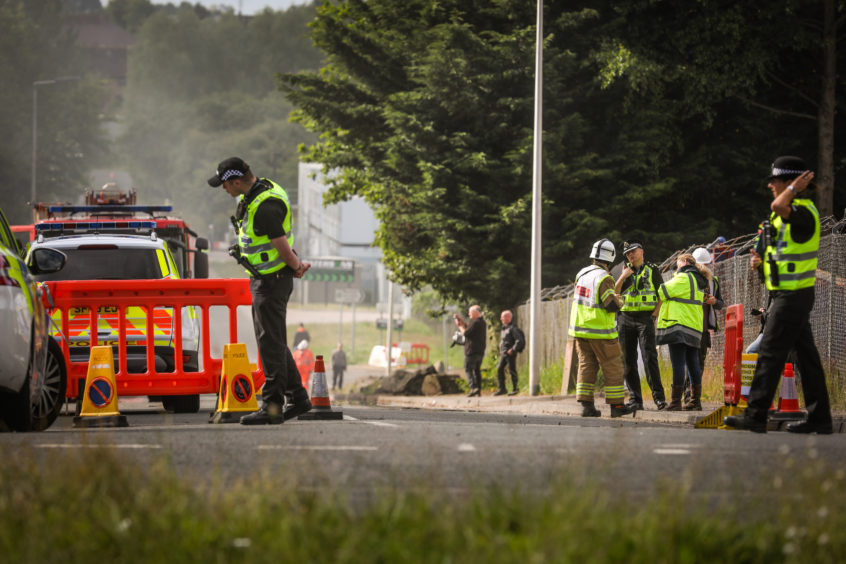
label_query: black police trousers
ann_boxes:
[618,312,665,403]
[745,288,832,425]
[250,273,308,407]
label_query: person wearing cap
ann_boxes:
[208,156,313,425]
[683,248,724,410]
[655,253,709,410]
[725,156,833,434]
[569,239,632,418]
[614,239,667,411]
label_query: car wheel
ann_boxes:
[161,394,200,414]
[0,374,32,432]
[30,339,67,431]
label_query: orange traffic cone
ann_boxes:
[772,363,804,420]
[210,343,259,423]
[297,355,342,420]
[73,345,128,428]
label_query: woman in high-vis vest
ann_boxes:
[655,253,708,410]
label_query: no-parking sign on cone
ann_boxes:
[73,345,128,428]
[210,343,259,424]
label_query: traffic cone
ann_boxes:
[210,343,259,424]
[73,345,128,428]
[772,363,804,420]
[297,355,343,420]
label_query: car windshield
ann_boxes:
[34,247,165,281]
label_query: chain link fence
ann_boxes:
[516,215,846,405]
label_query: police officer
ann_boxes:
[725,156,833,434]
[569,239,632,418]
[208,157,313,425]
[614,239,667,411]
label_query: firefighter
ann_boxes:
[208,156,312,425]
[614,239,667,411]
[725,156,833,434]
[568,239,633,418]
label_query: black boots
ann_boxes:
[682,386,702,411]
[786,420,834,434]
[610,404,634,418]
[240,402,284,425]
[665,386,684,411]
[580,401,601,417]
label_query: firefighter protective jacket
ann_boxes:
[569,265,618,340]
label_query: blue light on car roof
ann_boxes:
[34,221,157,232]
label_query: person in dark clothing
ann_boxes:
[208,156,312,425]
[615,239,667,411]
[725,156,833,434]
[454,305,486,397]
[331,343,347,390]
[495,310,523,396]
[293,323,310,350]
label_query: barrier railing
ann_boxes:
[722,303,744,405]
[42,278,264,398]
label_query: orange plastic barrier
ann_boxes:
[42,279,264,399]
[722,304,744,405]
[406,343,430,365]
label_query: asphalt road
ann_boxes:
[6,401,844,509]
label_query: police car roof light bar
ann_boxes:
[34,221,157,232]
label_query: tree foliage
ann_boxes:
[282,0,846,314]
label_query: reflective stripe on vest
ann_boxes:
[569,265,618,339]
[656,271,703,341]
[762,198,819,291]
[237,179,294,276]
[621,263,659,312]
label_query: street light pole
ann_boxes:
[31,76,79,206]
[528,0,543,396]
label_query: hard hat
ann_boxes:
[297,339,309,350]
[693,247,712,265]
[589,238,616,263]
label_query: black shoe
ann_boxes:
[626,401,644,412]
[508,390,519,396]
[493,389,507,396]
[723,414,767,433]
[610,404,634,418]
[786,420,834,435]
[655,400,668,411]
[240,403,284,425]
[580,402,601,417]
[283,397,313,421]
[466,389,481,397]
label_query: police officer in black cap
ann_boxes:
[725,156,833,434]
[614,239,667,410]
[208,157,313,425]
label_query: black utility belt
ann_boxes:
[251,268,294,281]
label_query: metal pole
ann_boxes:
[351,303,356,357]
[528,0,543,396]
[443,314,449,371]
[386,280,394,377]
[31,85,38,205]
[338,303,343,347]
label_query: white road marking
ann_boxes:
[35,444,162,449]
[653,448,691,455]
[457,443,476,452]
[343,415,400,428]
[256,445,378,451]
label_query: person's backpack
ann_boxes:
[511,326,526,353]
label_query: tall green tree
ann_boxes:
[0,0,108,224]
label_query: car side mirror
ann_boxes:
[29,248,67,275]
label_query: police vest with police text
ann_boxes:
[568,265,618,340]
[762,198,819,292]
[621,263,659,313]
[237,179,294,276]
[656,270,704,347]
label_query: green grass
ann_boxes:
[3,445,846,563]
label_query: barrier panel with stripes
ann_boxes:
[42,278,263,399]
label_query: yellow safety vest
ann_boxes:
[656,269,703,347]
[762,198,819,292]
[621,263,659,312]
[238,179,294,276]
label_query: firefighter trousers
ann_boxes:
[575,337,625,405]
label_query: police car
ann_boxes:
[0,207,68,431]
[28,230,203,413]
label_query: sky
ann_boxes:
[150,1,309,15]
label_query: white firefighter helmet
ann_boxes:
[693,247,712,265]
[297,339,309,350]
[589,238,616,263]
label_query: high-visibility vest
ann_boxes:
[620,263,659,312]
[237,179,294,276]
[656,269,703,346]
[568,265,618,339]
[762,198,819,292]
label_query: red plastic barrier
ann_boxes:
[42,279,264,399]
[406,343,430,365]
[722,304,744,405]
